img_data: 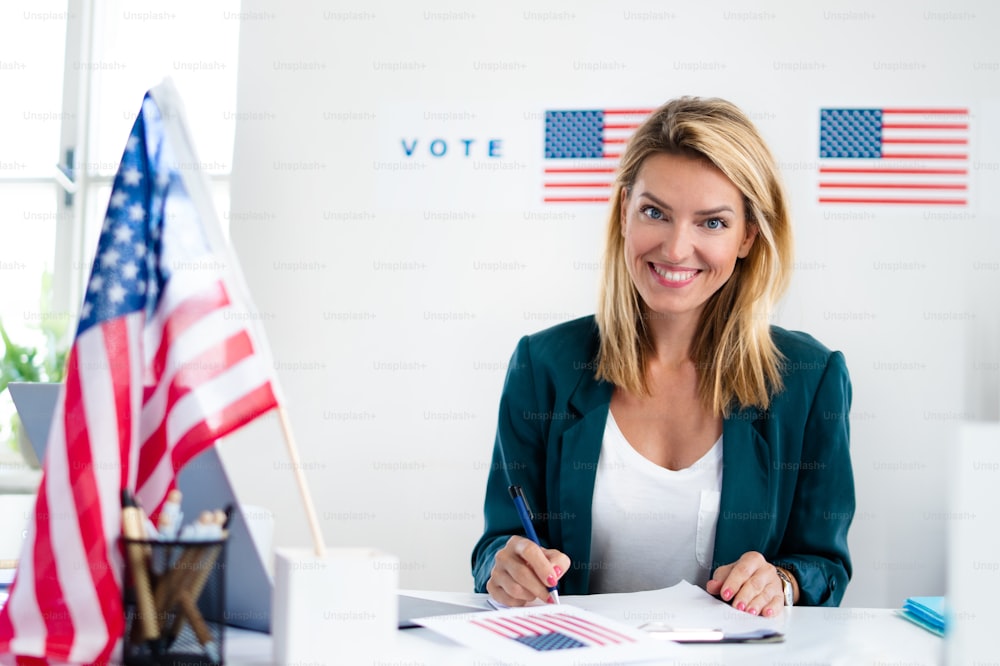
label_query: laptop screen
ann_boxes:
[7,382,61,466]
[6,381,273,632]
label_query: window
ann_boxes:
[0,0,240,473]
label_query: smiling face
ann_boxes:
[621,152,758,326]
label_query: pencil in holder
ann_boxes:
[121,537,227,665]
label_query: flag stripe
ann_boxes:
[59,340,110,659]
[136,325,255,487]
[544,167,616,174]
[80,326,127,654]
[470,619,516,639]
[544,182,614,188]
[603,108,655,115]
[519,615,608,646]
[538,613,622,645]
[878,152,967,159]
[819,197,968,205]
[65,330,123,662]
[819,167,967,175]
[137,320,253,472]
[137,355,277,512]
[139,297,252,445]
[500,615,546,636]
[171,382,277,472]
[550,612,635,644]
[543,196,612,203]
[882,123,968,129]
[880,138,967,145]
[881,107,968,114]
[165,349,275,456]
[819,182,966,190]
[31,485,67,656]
[149,283,230,383]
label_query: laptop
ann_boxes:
[398,594,487,629]
[9,382,489,631]
[7,382,59,468]
[8,382,272,632]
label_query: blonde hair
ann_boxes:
[595,96,793,415]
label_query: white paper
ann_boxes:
[563,580,788,638]
[415,604,681,665]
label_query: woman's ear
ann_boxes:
[738,222,758,258]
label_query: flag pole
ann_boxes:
[276,406,327,558]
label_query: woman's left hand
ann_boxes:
[705,551,786,617]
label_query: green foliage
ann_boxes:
[0,271,69,393]
[0,272,70,462]
[1,320,62,382]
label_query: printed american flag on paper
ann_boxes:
[472,611,637,651]
[0,82,279,663]
[543,108,652,204]
[818,107,970,205]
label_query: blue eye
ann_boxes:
[640,205,664,220]
[704,218,726,230]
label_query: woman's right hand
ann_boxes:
[486,535,571,606]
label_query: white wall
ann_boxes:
[220,0,1000,606]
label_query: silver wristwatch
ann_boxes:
[775,567,794,606]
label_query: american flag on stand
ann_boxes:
[542,108,652,204]
[818,107,970,205]
[0,81,280,664]
[472,611,637,651]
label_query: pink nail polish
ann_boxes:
[747,607,757,616]
[765,608,775,617]
[736,601,746,611]
[546,574,557,586]
[723,588,733,601]
[554,566,563,577]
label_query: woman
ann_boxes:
[471,97,854,618]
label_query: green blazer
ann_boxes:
[472,316,854,606]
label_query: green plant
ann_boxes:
[0,318,67,390]
[0,269,69,391]
[0,271,70,462]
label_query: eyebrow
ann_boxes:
[637,192,736,216]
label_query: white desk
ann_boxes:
[225,590,944,665]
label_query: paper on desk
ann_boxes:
[563,580,787,639]
[415,604,681,665]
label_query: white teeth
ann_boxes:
[653,266,697,282]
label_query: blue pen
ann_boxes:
[508,485,560,604]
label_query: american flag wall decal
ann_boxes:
[542,108,652,204]
[818,107,970,205]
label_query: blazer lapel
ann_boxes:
[555,373,613,592]
[714,407,773,568]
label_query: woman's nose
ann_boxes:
[660,222,692,263]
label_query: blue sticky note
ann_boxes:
[899,596,945,636]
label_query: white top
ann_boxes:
[589,412,723,593]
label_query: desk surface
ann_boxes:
[226,589,944,665]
